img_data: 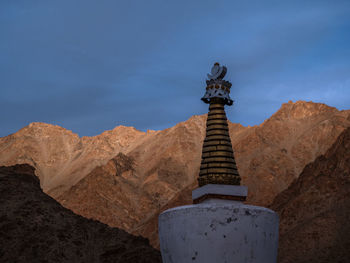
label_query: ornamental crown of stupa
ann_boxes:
[202,62,233,105]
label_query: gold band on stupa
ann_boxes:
[198,101,241,186]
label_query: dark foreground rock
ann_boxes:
[0,164,161,263]
[271,127,350,263]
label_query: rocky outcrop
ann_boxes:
[270,127,350,263]
[0,164,161,263]
[1,101,349,247]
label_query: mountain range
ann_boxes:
[1,100,349,249]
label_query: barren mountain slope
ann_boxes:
[0,164,161,263]
[58,115,207,238]
[1,101,348,207]
[233,101,350,204]
[270,127,350,263]
[55,101,350,247]
[0,123,145,197]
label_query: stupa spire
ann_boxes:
[198,62,241,187]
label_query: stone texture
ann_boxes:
[270,127,350,263]
[0,164,161,263]
[0,101,349,248]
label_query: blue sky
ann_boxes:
[1,0,349,137]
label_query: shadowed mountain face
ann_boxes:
[1,101,350,247]
[0,164,161,263]
[270,127,350,263]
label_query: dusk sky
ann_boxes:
[1,0,349,137]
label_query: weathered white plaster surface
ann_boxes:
[159,201,279,263]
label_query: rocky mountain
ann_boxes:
[1,101,349,247]
[0,123,144,197]
[270,127,350,263]
[0,164,161,263]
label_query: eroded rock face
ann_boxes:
[0,164,161,263]
[1,101,349,248]
[270,127,350,263]
[234,101,350,205]
[57,116,206,248]
[0,123,145,197]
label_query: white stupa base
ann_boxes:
[159,200,279,263]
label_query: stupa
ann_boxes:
[158,63,279,262]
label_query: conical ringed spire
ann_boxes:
[198,63,241,187]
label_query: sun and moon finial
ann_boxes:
[207,62,227,80]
